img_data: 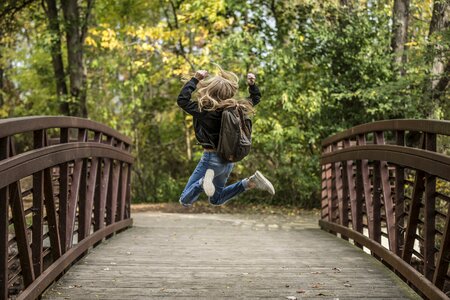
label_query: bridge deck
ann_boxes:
[43,212,419,299]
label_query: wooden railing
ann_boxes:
[320,119,450,299]
[0,116,134,300]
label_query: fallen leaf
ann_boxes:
[344,283,352,287]
[310,271,322,274]
[332,267,341,273]
[103,267,110,271]
[286,296,297,300]
[285,284,290,287]
[296,289,306,293]
[317,292,328,296]
[311,283,322,288]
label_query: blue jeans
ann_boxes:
[179,152,248,206]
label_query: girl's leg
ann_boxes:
[208,156,247,206]
[179,153,211,206]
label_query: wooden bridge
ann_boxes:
[0,117,449,299]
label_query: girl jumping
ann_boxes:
[177,66,275,207]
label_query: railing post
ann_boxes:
[424,132,436,280]
[395,130,405,256]
[59,128,69,254]
[33,130,45,277]
[0,137,9,299]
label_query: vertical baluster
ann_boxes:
[433,202,450,289]
[125,163,132,220]
[118,163,129,221]
[32,130,45,277]
[107,160,120,227]
[95,137,112,233]
[331,143,339,224]
[343,139,362,247]
[76,129,88,244]
[59,128,69,253]
[321,165,328,220]
[395,130,405,256]
[375,131,395,251]
[0,137,9,299]
[372,132,383,245]
[424,132,436,280]
[326,161,333,223]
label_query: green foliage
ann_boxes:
[1,0,448,208]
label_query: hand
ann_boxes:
[194,70,208,81]
[247,73,256,85]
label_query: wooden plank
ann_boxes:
[42,213,419,300]
[0,137,9,299]
[395,131,405,256]
[424,133,436,280]
[374,131,395,251]
[32,130,45,277]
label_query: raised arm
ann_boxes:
[247,73,261,106]
[177,70,208,117]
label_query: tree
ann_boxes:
[391,0,410,75]
[424,0,449,117]
[60,0,94,117]
[43,0,70,115]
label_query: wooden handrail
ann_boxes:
[320,119,450,300]
[0,117,134,299]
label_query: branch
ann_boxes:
[80,0,95,44]
[0,0,38,18]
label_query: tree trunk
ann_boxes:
[424,0,449,117]
[61,0,88,117]
[428,0,449,89]
[44,0,70,115]
[391,0,410,76]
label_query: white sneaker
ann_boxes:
[249,171,275,195]
[202,169,215,197]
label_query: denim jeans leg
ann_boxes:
[179,153,210,205]
[209,160,247,206]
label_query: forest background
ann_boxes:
[0,0,449,207]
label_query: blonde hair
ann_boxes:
[195,66,255,115]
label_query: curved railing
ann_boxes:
[0,116,134,299]
[320,119,450,299]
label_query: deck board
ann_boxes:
[43,213,420,299]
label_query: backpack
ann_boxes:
[217,106,252,162]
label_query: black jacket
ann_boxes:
[177,77,261,149]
